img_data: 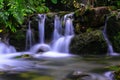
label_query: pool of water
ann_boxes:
[0,53,119,80]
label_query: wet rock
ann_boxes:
[108,65,120,80]
[74,7,110,33]
[114,70,120,80]
[106,16,120,53]
[30,44,51,53]
[66,71,90,80]
[65,70,110,80]
[70,30,107,55]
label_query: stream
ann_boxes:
[0,52,118,80]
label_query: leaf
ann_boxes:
[51,0,57,4]
[0,29,3,32]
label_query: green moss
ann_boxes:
[107,65,120,80]
[107,16,120,53]
[70,30,107,55]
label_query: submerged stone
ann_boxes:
[66,71,89,79]
[65,70,108,80]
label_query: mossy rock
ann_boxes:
[70,30,107,55]
[74,7,110,33]
[114,70,120,80]
[106,16,120,53]
[10,30,26,51]
[108,65,120,80]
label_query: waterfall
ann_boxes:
[52,13,74,53]
[52,36,73,53]
[64,13,74,36]
[25,21,34,50]
[52,15,62,42]
[29,13,74,57]
[38,14,46,43]
[103,17,119,56]
[0,39,16,54]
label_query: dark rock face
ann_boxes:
[106,16,120,53]
[74,7,110,33]
[70,30,107,55]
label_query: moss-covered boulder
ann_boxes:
[114,70,120,80]
[70,30,107,55]
[108,65,120,80]
[106,15,120,53]
[74,7,110,33]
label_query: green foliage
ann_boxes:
[51,0,57,4]
[117,1,120,8]
[0,0,49,33]
[108,65,120,80]
[108,65,120,71]
[60,0,82,9]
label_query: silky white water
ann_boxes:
[38,14,46,43]
[25,21,34,50]
[29,13,74,57]
[103,17,119,56]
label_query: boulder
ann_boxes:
[29,44,51,53]
[70,30,107,55]
[74,7,110,33]
[106,15,120,53]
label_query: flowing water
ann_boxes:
[25,21,34,50]
[52,13,74,53]
[103,17,119,56]
[0,14,119,80]
[52,15,62,42]
[64,13,74,36]
[30,13,74,55]
[0,40,16,54]
[0,54,118,80]
[38,14,46,43]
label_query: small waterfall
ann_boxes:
[52,15,62,42]
[25,21,34,50]
[29,13,74,57]
[103,17,119,56]
[64,13,74,36]
[0,39,16,54]
[52,36,73,53]
[52,13,74,53]
[38,14,46,43]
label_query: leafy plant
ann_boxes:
[108,65,120,80]
[51,0,57,4]
[0,0,49,33]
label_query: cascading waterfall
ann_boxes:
[52,15,62,42]
[103,17,119,56]
[64,13,74,36]
[0,38,16,54]
[52,13,74,53]
[25,21,34,50]
[38,14,46,43]
[29,14,51,53]
[29,13,74,57]
[52,36,73,53]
